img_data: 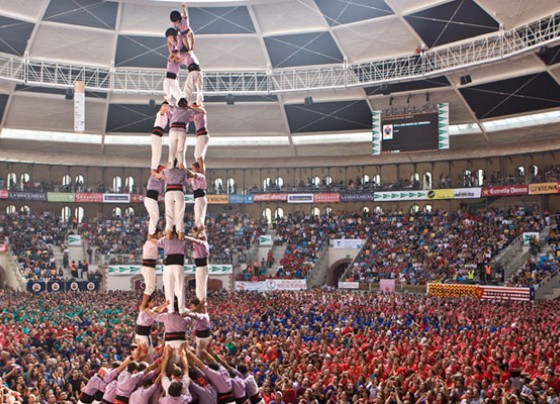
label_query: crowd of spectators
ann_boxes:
[78,213,267,265]
[509,215,560,288]
[3,165,560,197]
[0,212,68,282]
[345,208,543,285]
[0,289,559,403]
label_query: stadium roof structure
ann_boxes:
[0,0,559,164]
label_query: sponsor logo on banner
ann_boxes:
[8,191,47,201]
[70,282,79,291]
[103,194,130,203]
[32,283,42,292]
[287,194,313,204]
[380,279,396,293]
[207,195,229,204]
[253,193,288,202]
[75,193,103,203]
[340,193,375,202]
[235,279,307,292]
[374,191,427,201]
[427,189,455,200]
[51,282,60,292]
[68,235,82,246]
[47,192,75,202]
[528,182,559,195]
[453,188,482,199]
[130,194,145,203]
[428,283,532,301]
[313,193,340,203]
[331,239,364,249]
[235,281,267,292]
[0,244,8,253]
[338,281,359,289]
[87,282,96,291]
[523,232,539,245]
[184,194,195,204]
[228,194,254,204]
[0,190,8,199]
[108,264,231,276]
[259,235,273,246]
[481,185,528,197]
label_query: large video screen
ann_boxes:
[380,111,439,153]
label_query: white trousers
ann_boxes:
[193,197,207,229]
[163,264,185,313]
[163,78,182,104]
[195,265,208,301]
[183,70,203,105]
[194,135,209,161]
[164,191,185,233]
[195,335,211,356]
[135,334,154,359]
[141,265,157,295]
[168,128,187,166]
[151,134,162,171]
[143,197,159,235]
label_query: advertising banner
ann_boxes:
[374,191,427,201]
[379,279,396,293]
[528,182,559,195]
[427,283,533,301]
[108,264,232,276]
[103,194,130,204]
[27,280,100,293]
[207,195,229,204]
[259,235,273,246]
[253,194,288,202]
[47,192,75,202]
[331,239,365,249]
[184,194,195,204]
[234,279,307,292]
[340,192,375,202]
[0,190,8,199]
[228,194,254,204]
[481,185,529,197]
[8,191,47,201]
[372,110,381,156]
[522,232,540,246]
[453,188,482,199]
[426,189,455,200]
[338,281,359,289]
[313,193,340,203]
[288,194,313,204]
[75,193,103,203]
[68,235,82,246]
[130,194,145,203]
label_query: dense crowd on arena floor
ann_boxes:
[346,208,544,285]
[0,290,559,403]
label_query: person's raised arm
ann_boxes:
[179,344,189,374]
[185,348,206,371]
[116,356,132,374]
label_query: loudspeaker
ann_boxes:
[226,94,235,105]
[65,88,74,100]
[148,99,156,108]
[304,96,313,105]
[460,75,472,85]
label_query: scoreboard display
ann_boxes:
[372,103,449,155]
[381,112,439,153]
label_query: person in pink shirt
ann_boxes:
[186,162,207,235]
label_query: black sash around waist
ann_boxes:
[115,394,130,403]
[94,391,104,401]
[236,397,248,404]
[136,324,152,336]
[166,184,184,193]
[166,72,177,79]
[101,399,112,404]
[217,391,236,404]
[249,394,263,404]
[193,189,206,198]
[79,392,95,403]
[142,258,156,268]
[146,190,159,200]
[194,257,208,267]
[195,328,211,338]
[165,254,185,266]
[165,331,186,341]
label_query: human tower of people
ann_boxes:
[73,5,260,404]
